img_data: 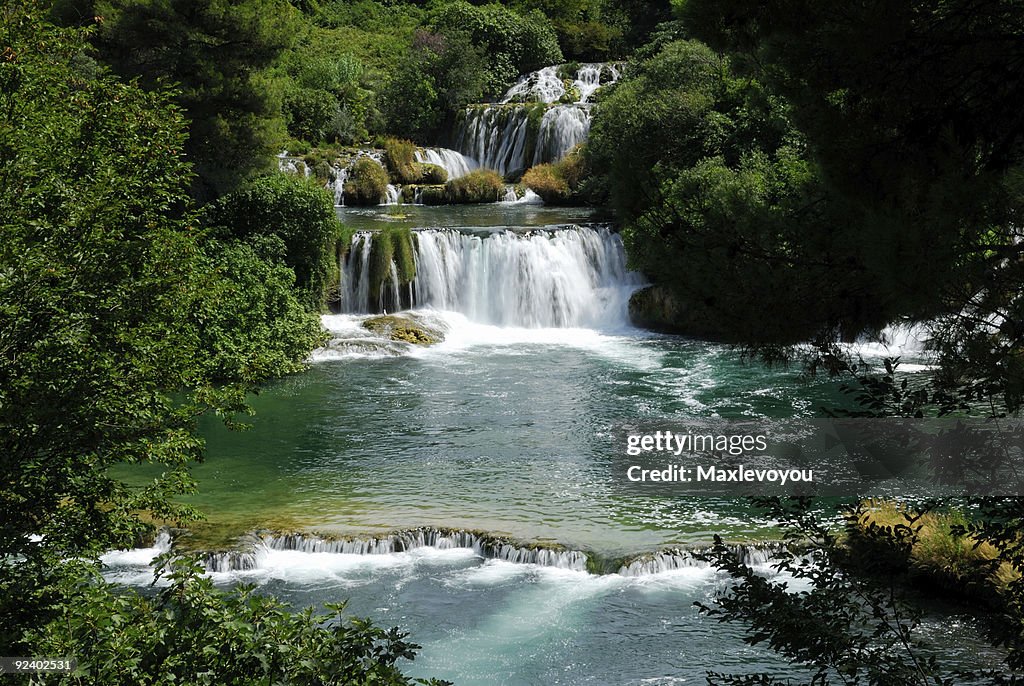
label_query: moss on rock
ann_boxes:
[419,163,448,185]
[419,186,448,206]
[362,315,442,346]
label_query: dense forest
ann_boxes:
[3,0,1024,683]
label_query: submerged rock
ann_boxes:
[362,315,443,346]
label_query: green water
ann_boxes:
[180,324,851,552]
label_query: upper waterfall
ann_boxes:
[454,63,622,179]
[340,226,643,329]
[501,63,622,104]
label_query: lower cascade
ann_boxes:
[340,226,644,328]
[203,529,590,573]
[106,529,786,579]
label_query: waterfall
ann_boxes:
[383,184,400,205]
[330,165,348,206]
[416,147,479,180]
[533,106,590,165]
[501,63,622,104]
[617,544,783,576]
[455,62,621,178]
[340,226,643,328]
[203,529,590,573]
[455,106,534,177]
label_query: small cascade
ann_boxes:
[501,186,519,202]
[501,63,622,105]
[617,544,784,576]
[533,106,591,164]
[415,147,479,180]
[455,63,621,177]
[205,550,258,573]
[455,107,534,178]
[330,165,349,206]
[204,529,589,573]
[501,188,544,205]
[383,184,400,205]
[574,62,619,103]
[340,226,644,327]
[276,155,309,177]
[104,529,787,581]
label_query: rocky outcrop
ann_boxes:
[362,315,443,346]
[628,285,727,339]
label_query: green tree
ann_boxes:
[381,28,488,141]
[96,0,300,200]
[589,40,896,345]
[206,174,344,311]
[429,0,562,96]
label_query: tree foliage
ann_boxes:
[0,9,422,684]
[205,174,343,310]
[27,557,450,685]
[381,28,488,141]
[96,0,300,200]
[429,0,563,97]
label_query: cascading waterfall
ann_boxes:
[617,544,783,576]
[456,63,621,178]
[501,63,622,105]
[415,147,479,180]
[533,106,590,164]
[340,226,643,327]
[124,529,782,578]
[330,166,348,206]
[455,107,534,178]
[202,529,590,573]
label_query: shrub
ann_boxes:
[430,2,562,96]
[284,87,341,144]
[419,163,448,184]
[521,146,587,204]
[420,186,448,205]
[380,29,488,140]
[28,558,451,686]
[196,240,327,381]
[205,174,343,310]
[383,138,419,184]
[522,164,568,202]
[445,169,504,204]
[344,158,390,206]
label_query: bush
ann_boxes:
[28,558,451,686]
[430,1,563,96]
[521,145,586,204]
[419,186,448,205]
[205,174,343,310]
[284,87,342,144]
[445,169,504,203]
[383,138,419,184]
[380,29,488,140]
[196,240,327,381]
[344,158,391,206]
[419,163,448,184]
[522,163,568,202]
